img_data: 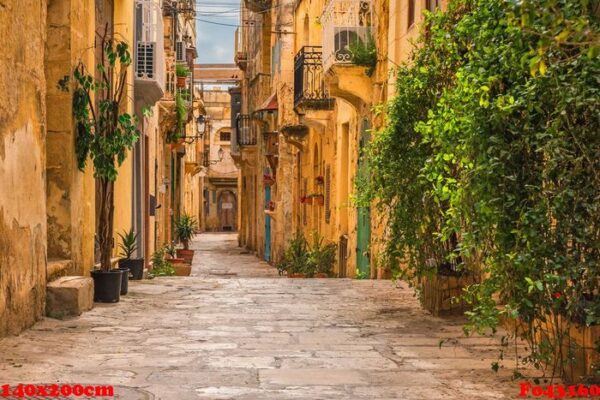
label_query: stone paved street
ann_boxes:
[0,233,526,399]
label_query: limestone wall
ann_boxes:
[0,0,48,335]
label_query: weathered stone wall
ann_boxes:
[0,0,48,335]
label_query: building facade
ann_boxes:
[0,0,199,337]
[233,0,446,276]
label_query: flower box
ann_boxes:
[300,196,313,205]
[308,194,324,206]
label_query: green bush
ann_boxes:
[150,246,175,277]
[358,0,600,377]
[277,232,337,277]
[349,34,377,77]
[174,213,198,249]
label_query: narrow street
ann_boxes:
[0,233,522,399]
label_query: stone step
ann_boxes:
[46,276,94,320]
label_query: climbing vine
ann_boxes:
[359,0,600,379]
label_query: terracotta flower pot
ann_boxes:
[313,196,324,206]
[173,263,192,276]
[315,273,329,278]
[287,273,306,278]
[176,248,194,264]
[176,75,187,88]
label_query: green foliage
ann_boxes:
[174,214,198,246]
[349,34,377,77]
[359,0,600,377]
[176,63,190,77]
[276,232,310,276]
[355,268,369,280]
[277,232,337,277]
[117,228,138,259]
[307,232,337,276]
[72,39,140,181]
[164,242,177,258]
[150,246,175,277]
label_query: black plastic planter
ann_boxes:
[118,267,130,295]
[91,269,123,303]
[118,258,144,280]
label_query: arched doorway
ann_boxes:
[218,190,237,231]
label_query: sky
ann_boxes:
[196,0,240,64]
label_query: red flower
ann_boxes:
[553,292,562,299]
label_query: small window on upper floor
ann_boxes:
[408,0,416,30]
[220,131,231,142]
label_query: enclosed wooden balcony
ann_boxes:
[236,114,256,146]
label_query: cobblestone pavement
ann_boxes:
[0,233,528,399]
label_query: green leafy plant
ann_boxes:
[358,0,600,379]
[355,268,369,280]
[150,246,175,276]
[349,34,377,77]
[276,232,310,276]
[308,232,337,276]
[117,229,138,259]
[72,29,140,271]
[175,63,189,77]
[164,242,177,258]
[175,214,198,249]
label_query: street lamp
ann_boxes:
[180,114,207,144]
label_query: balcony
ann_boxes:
[236,114,256,146]
[134,0,165,105]
[244,0,271,12]
[294,46,334,111]
[321,0,372,72]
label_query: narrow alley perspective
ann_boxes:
[1,0,599,399]
[0,234,523,399]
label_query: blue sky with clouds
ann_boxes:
[196,1,239,63]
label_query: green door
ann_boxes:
[356,119,371,276]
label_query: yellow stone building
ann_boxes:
[0,0,200,337]
[234,0,446,277]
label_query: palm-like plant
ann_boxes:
[175,213,198,250]
[118,229,138,259]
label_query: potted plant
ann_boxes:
[175,213,198,263]
[163,242,191,276]
[276,232,311,278]
[72,31,140,303]
[300,195,313,205]
[315,175,324,185]
[150,247,175,277]
[117,229,145,282]
[308,193,324,206]
[263,174,275,186]
[176,63,189,88]
[266,200,276,212]
[308,232,337,278]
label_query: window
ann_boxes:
[426,0,441,12]
[220,131,231,142]
[408,0,415,29]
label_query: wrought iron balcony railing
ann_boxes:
[294,46,333,111]
[236,114,256,146]
[321,0,372,72]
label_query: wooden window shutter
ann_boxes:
[325,165,331,223]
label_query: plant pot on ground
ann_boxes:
[72,31,141,303]
[91,269,123,303]
[175,213,198,262]
[117,228,144,280]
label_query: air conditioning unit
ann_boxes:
[176,41,186,62]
